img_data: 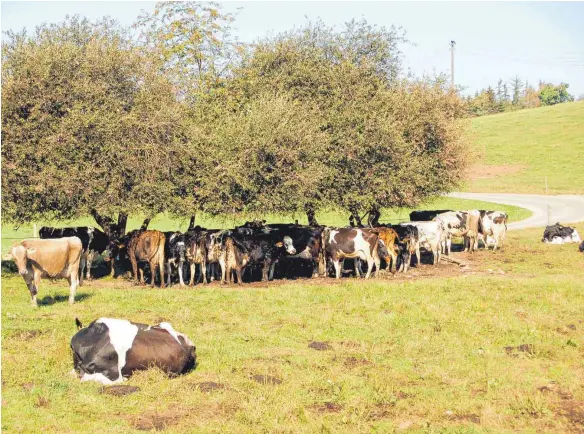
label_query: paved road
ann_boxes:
[448,192,584,230]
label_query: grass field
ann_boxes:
[1,197,531,255]
[464,101,584,194]
[2,223,583,433]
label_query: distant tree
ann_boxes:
[511,76,524,106]
[133,1,243,102]
[503,83,510,102]
[577,93,584,101]
[1,16,188,236]
[496,79,504,102]
[522,83,541,109]
[538,82,575,106]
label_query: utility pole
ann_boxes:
[450,40,456,87]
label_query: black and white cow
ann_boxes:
[39,226,109,282]
[324,227,383,279]
[400,221,444,266]
[477,211,508,250]
[390,224,419,273]
[434,211,470,255]
[542,223,581,244]
[164,231,187,287]
[71,318,196,384]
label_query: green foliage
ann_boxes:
[1,16,190,225]
[538,82,574,106]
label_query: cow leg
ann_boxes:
[373,255,381,277]
[139,267,145,284]
[86,250,93,280]
[150,260,159,287]
[68,269,78,305]
[25,274,38,307]
[353,258,362,278]
[269,260,277,281]
[365,256,374,278]
[261,260,269,282]
[201,260,208,284]
[333,259,342,279]
[166,261,172,287]
[219,258,227,284]
[130,256,139,285]
[189,263,196,286]
[416,247,421,267]
[110,257,116,278]
[178,260,185,286]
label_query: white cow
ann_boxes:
[401,221,444,266]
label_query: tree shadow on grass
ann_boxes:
[38,292,93,306]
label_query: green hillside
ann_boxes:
[463,101,584,194]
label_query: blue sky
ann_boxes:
[2,1,583,96]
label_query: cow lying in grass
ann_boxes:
[71,318,196,385]
[542,223,581,244]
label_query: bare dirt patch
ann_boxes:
[309,341,332,351]
[344,356,372,368]
[194,381,227,393]
[471,164,526,180]
[21,382,35,391]
[34,396,49,408]
[308,402,343,414]
[367,404,393,421]
[504,344,534,356]
[446,413,481,424]
[101,385,140,396]
[555,400,584,432]
[251,374,282,385]
[12,330,43,340]
[128,411,182,431]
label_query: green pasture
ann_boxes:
[2,223,583,433]
[465,101,584,194]
[1,197,531,254]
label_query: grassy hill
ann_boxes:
[463,101,584,194]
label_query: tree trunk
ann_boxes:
[367,207,381,227]
[349,205,363,227]
[140,218,151,231]
[305,204,318,226]
[188,215,196,231]
[117,212,128,237]
[91,209,116,238]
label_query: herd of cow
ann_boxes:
[10,210,584,386]
[9,208,510,307]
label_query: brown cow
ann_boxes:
[125,230,166,287]
[9,237,83,307]
[374,227,401,273]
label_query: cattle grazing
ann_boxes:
[324,228,382,279]
[400,221,444,265]
[409,210,453,222]
[9,237,83,306]
[71,318,196,384]
[39,226,109,282]
[164,231,187,287]
[477,211,508,250]
[542,223,581,244]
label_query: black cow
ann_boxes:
[71,317,196,384]
[164,231,187,287]
[579,240,584,252]
[542,223,581,244]
[39,226,109,282]
[389,224,419,272]
[409,210,453,222]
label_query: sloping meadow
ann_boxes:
[2,224,583,433]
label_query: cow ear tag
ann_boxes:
[275,242,283,247]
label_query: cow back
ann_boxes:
[130,230,166,261]
[21,237,83,277]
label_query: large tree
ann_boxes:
[1,16,188,236]
[193,20,468,223]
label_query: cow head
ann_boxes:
[105,238,128,262]
[9,244,35,276]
